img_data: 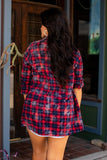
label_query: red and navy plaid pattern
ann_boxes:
[21,36,84,136]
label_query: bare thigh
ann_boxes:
[47,136,69,160]
[27,129,47,160]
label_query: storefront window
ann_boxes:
[89,0,100,55]
[74,0,100,99]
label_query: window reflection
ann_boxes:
[74,0,100,99]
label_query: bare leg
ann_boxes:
[27,129,47,160]
[47,136,69,160]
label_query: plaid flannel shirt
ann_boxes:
[21,36,84,136]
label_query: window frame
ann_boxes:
[81,0,105,134]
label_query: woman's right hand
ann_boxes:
[23,94,27,100]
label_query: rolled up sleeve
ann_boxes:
[21,47,32,94]
[74,51,84,89]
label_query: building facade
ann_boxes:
[0,0,107,155]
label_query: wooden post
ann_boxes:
[0,0,4,150]
[57,0,74,42]
[56,0,65,10]
[70,0,74,43]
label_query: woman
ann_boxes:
[21,8,84,160]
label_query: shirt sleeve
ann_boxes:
[21,46,32,94]
[73,51,84,89]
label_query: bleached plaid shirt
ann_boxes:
[21,36,84,136]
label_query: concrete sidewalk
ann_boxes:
[72,150,107,160]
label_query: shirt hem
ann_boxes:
[21,122,84,137]
[29,129,65,138]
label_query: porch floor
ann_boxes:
[10,135,103,160]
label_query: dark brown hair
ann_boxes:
[41,8,75,88]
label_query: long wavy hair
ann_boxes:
[41,8,75,88]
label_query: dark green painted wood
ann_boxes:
[81,105,97,128]
[102,0,107,142]
[76,0,107,142]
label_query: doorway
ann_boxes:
[10,0,64,140]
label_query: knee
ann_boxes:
[47,152,63,160]
[32,143,47,156]
[47,156,56,160]
[33,149,43,155]
[47,157,63,160]
[33,145,47,155]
